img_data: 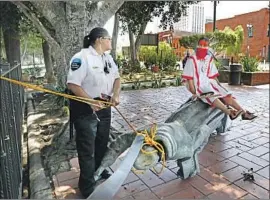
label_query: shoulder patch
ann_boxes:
[71,58,82,71]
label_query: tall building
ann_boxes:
[174,2,205,33]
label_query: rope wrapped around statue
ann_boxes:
[94,96,230,182]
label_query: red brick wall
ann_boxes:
[205,8,269,60]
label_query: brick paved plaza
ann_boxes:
[53,84,269,199]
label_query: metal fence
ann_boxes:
[0,62,24,199]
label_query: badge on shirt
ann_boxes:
[71,58,82,71]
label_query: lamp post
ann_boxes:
[212,1,220,32]
[268,2,270,62]
[246,24,253,57]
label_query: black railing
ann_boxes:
[0,62,24,199]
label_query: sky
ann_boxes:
[104,1,269,49]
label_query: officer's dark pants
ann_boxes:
[74,107,111,198]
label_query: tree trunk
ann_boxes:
[128,24,136,65]
[13,1,124,87]
[3,21,21,66]
[111,12,119,60]
[42,40,56,83]
[134,21,148,60]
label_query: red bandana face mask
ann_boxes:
[196,48,208,60]
[196,39,209,60]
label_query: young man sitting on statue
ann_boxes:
[182,37,257,121]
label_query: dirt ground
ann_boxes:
[22,93,77,198]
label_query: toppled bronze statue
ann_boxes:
[95,97,230,180]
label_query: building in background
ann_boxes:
[174,2,205,34]
[205,8,269,61]
[205,16,213,25]
[158,30,196,60]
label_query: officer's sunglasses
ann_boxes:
[102,37,112,41]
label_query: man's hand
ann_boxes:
[91,102,104,111]
[191,94,198,101]
[111,94,120,106]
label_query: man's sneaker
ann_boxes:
[100,169,111,179]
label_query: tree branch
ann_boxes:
[85,1,124,33]
[12,1,61,51]
[29,1,66,30]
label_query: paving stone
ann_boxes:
[217,148,243,159]
[234,179,270,199]
[260,153,269,161]
[256,166,270,179]
[241,133,264,142]
[207,184,247,199]
[119,196,135,200]
[240,193,259,199]
[247,146,269,157]
[226,140,252,152]
[56,169,80,183]
[252,173,270,190]
[252,137,269,145]
[70,157,79,170]
[58,177,79,189]
[164,186,204,199]
[151,164,178,182]
[205,141,233,153]
[232,138,258,149]
[199,149,226,167]
[114,180,148,199]
[132,189,158,199]
[221,165,247,183]
[263,143,269,148]
[215,131,244,142]
[151,178,191,198]
[198,166,230,186]
[229,156,263,172]
[123,172,139,185]
[237,152,269,167]
[187,175,215,196]
[208,159,238,175]
[136,169,164,188]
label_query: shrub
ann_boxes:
[240,56,259,72]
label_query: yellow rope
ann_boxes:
[137,124,166,174]
[0,76,113,108]
[0,76,166,174]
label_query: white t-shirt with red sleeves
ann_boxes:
[182,55,232,105]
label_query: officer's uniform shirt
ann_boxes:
[67,46,120,99]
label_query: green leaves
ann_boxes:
[118,1,198,36]
[240,56,259,72]
[138,42,177,69]
[179,25,244,60]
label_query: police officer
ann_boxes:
[66,27,121,198]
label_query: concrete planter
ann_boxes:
[241,72,270,86]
